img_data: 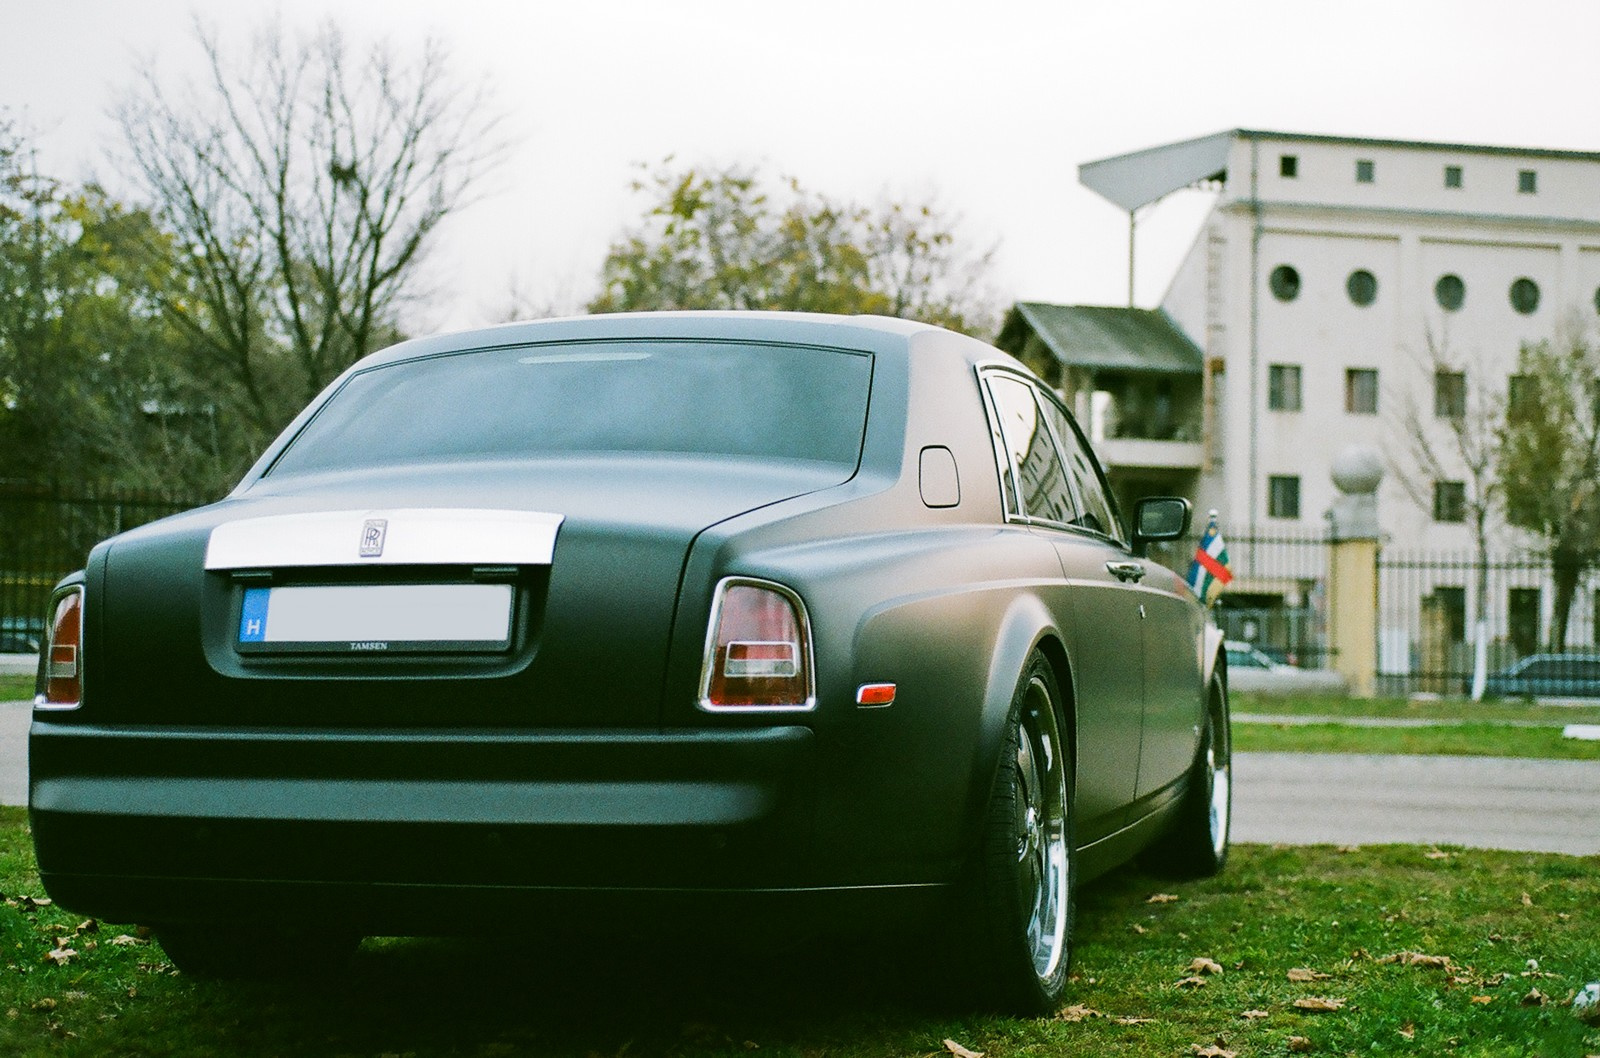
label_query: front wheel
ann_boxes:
[1145,676,1231,878]
[958,651,1074,1015]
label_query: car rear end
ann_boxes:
[29,322,887,931]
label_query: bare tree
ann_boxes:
[1388,330,1503,699]
[117,18,504,443]
[1497,330,1600,651]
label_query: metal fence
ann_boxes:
[0,481,211,651]
[1377,546,1597,696]
[1150,530,1335,669]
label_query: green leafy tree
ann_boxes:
[590,162,996,335]
[116,18,504,452]
[0,117,241,492]
[1496,334,1600,648]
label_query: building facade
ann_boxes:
[1000,129,1600,673]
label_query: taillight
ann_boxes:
[40,586,84,709]
[699,579,814,711]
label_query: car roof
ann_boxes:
[354,311,1001,373]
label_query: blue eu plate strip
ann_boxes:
[239,587,270,643]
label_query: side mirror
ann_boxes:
[1132,496,1192,555]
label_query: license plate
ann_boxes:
[236,584,513,654]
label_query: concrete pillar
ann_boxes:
[1327,446,1383,698]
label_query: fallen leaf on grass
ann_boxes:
[75,919,98,935]
[1111,1016,1155,1026]
[1288,1037,1314,1053]
[1130,923,1147,935]
[1190,1045,1236,1058]
[1240,1010,1269,1021]
[1521,988,1546,1007]
[1288,967,1331,982]
[1521,892,1533,907]
[943,1039,983,1058]
[1470,995,1494,1005]
[1398,1023,1416,1040]
[1378,952,1450,969]
[1189,957,1224,976]
[109,935,148,947]
[1293,997,1345,1012]
[1176,976,1210,989]
[42,948,76,967]
[1056,1004,1101,1023]
[30,999,56,1012]
[1423,849,1452,860]
[1147,893,1180,904]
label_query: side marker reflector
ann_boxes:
[856,683,896,707]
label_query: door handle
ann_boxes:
[1106,561,1146,583]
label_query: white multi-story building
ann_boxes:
[997,129,1600,669]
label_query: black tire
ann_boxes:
[157,924,360,980]
[959,651,1074,1016]
[1144,677,1231,878]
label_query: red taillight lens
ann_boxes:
[42,588,84,707]
[700,580,813,710]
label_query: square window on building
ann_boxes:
[1444,165,1463,188]
[1280,154,1298,178]
[1519,169,1537,194]
[1434,370,1467,418]
[1268,475,1300,519]
[1355,159,1375,183]
[1433,480,1467,522]
[1345,368,1378,414]
[1268,364,1302,411]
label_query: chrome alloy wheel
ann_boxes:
[1012,674,1069,982]
[1206,708,1231,862]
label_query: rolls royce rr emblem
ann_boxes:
[359,519,388,558]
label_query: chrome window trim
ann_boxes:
[696,576,818,714]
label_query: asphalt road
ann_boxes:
[1232,750,1600,855]
[1,699,1597,855]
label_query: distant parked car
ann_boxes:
[1225,641,1348,695]
[0,617,42,654]
[1482,653,1600,699]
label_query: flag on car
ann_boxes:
[1186,510,1232,606]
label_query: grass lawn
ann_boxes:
[0,808,1594,1057]
[0,674,33,703]
[1232,692,1600,727]
[1235,721,1600,760]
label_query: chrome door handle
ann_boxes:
[1106,561,1146,583]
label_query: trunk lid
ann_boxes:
[88,454,843,729]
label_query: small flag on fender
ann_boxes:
[1186,510,1232,606]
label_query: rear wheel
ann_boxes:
[1145,676,1231,878]
[959,651,1074,1015]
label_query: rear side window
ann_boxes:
[1035,389,1125,543]
[269,341,873,476]
[985,374,1079,526]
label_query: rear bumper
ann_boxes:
[29,720,860,928]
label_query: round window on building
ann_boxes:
[1510,277,1541,315]
[1435,274,1465,312]
[1347,269,1378,306]
[1269,265,1301,302]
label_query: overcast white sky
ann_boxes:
[5,0,1600,332]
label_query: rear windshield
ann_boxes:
[268,340,873,476]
